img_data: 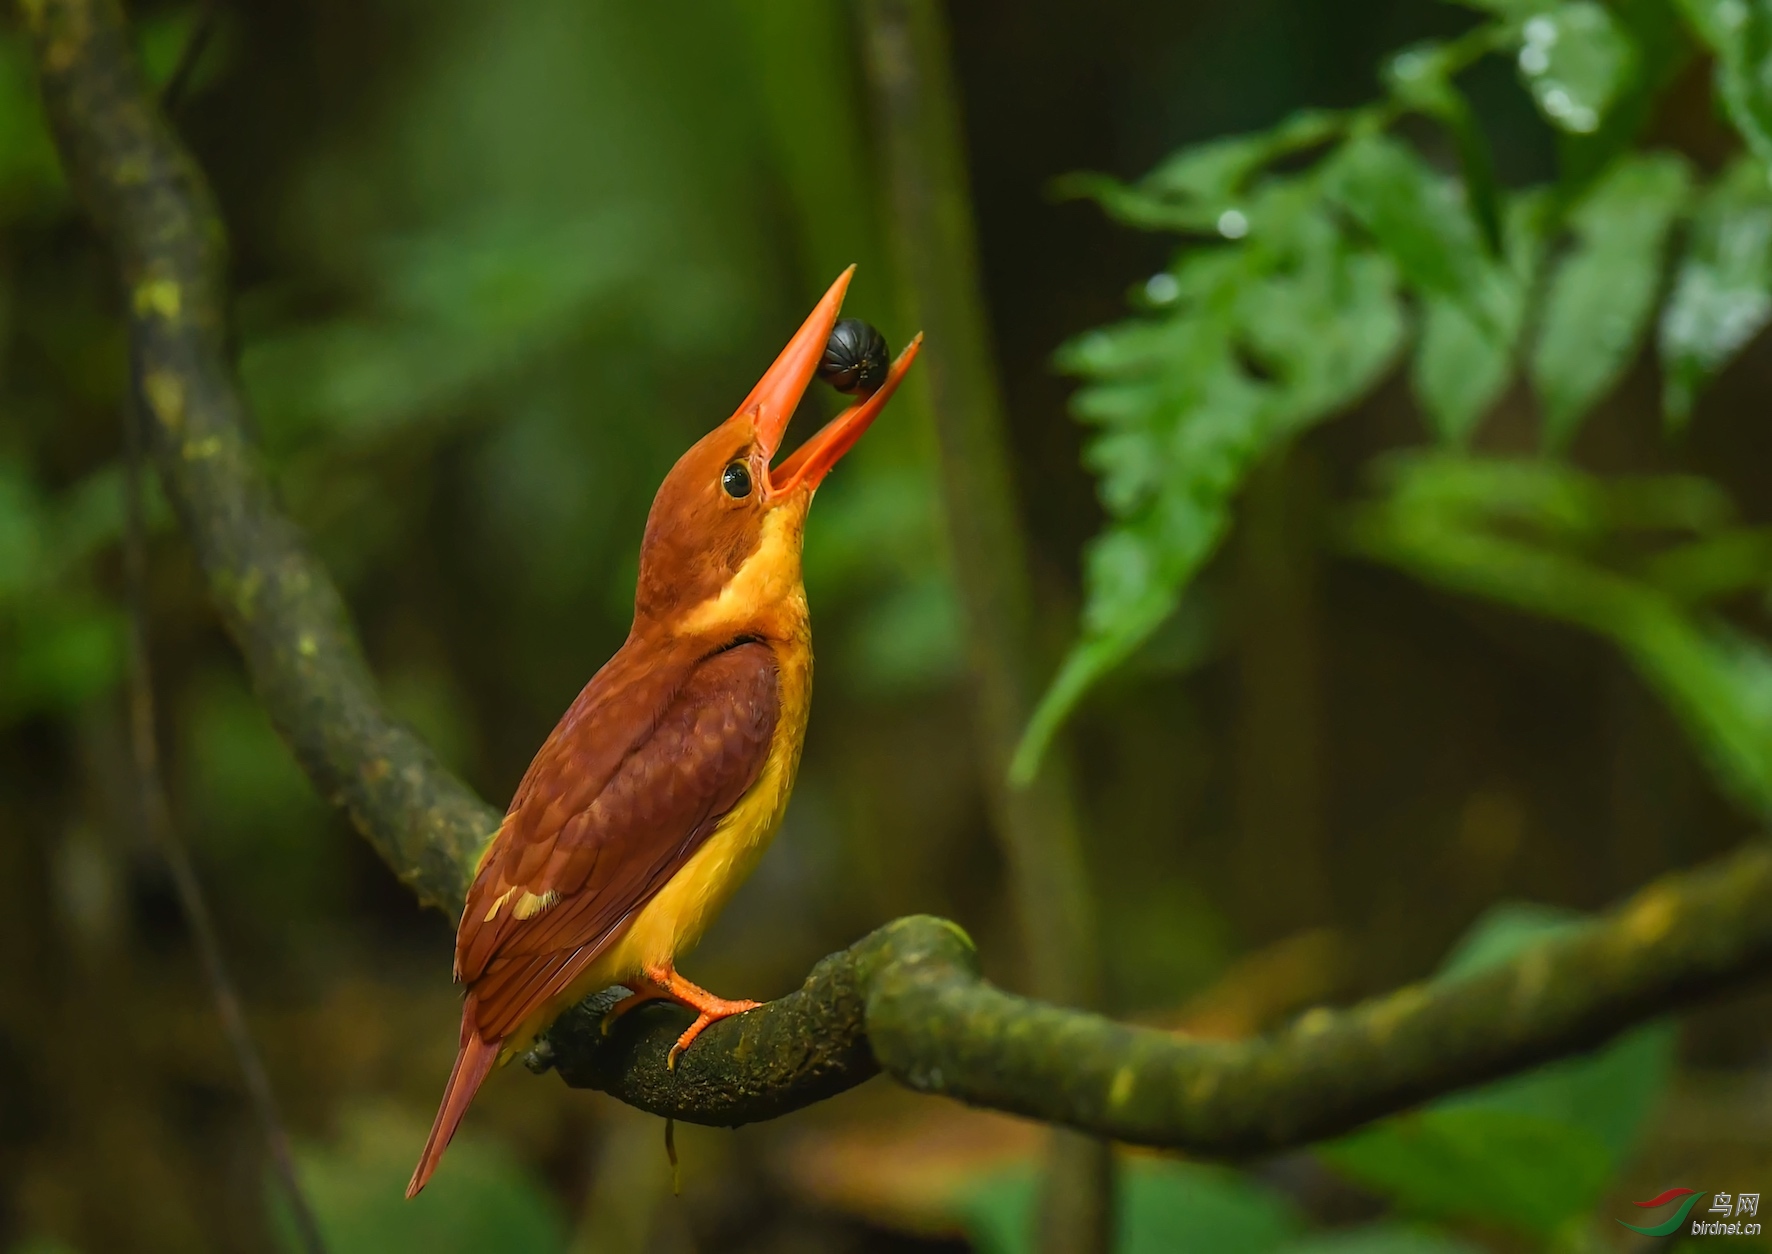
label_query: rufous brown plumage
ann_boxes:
[407,268,921,1197]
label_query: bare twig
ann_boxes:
[858,0,1100,1016]
[159,0,220,114]
[121,359,328,1253]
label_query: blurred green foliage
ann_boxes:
[963,1160,1306,1254]
[1015,0,1772,806]
[953,905,1674,1254]
[1346,454,1772,812]
[1321,904,1674,1240]
[271,1105,566,1254]
[5,0,1772,1250]
[0,458,159,720]
[988,0,1772,1244]
[0,0,956,784]
[0,2,957,1247]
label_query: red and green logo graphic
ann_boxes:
[1618,1188,1708,1237]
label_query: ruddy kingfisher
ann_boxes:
[408,268,921,1197]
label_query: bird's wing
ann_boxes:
[456,640,780,1041]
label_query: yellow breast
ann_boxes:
[506,637,810,1058]
[598,634,811,977]
[515,505,815,1045]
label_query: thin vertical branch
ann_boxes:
[159,0,221,115]
[856,0,1100,1040]
[856,2,1113,1250]
[121,369,329,1254]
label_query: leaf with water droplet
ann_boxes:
[1660,157,1772,428]
[1412,194,1551,445]
[1018,204,1402,779]
[1051,110,1344,234]
[1516,3,1638,136]
[1530,152,1693,449]
[1327,134,1494,327]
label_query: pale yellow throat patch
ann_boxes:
[677,504,808,638]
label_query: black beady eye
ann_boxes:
[818,318,890,396]
[721,460,752,499]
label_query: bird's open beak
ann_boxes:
[773,335,921,494]
[736,266,923,497]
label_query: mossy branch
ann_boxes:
[857,4,1113,1246]
[27,0,1772,1156]
[543,848,1772,1148]
[23,0,494,912]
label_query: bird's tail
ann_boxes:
[407,1005,500,1199]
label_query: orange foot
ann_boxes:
[601,978,670,1035]
[642,964,762,1069]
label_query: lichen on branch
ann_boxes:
[541,851,1772,1151]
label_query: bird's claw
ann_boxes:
[666,998,763,1069]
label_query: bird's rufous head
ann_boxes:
[632,268,921,631]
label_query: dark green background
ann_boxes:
[1,1,1766,1250]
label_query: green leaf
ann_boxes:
[1411,194,1549,444]
[960,1160,1301,1254]
[1,599,126,717]
[1642,528,1772,600]
[1554,0,1691,195]
[0,34,66,205]
[1434,904,1676,1158]
[1327,135,1492,322]
[1323,1110,1615,1235]
[1646,620,1772,813]
[1016,207,1402,781]
[1057,111,1344,235]
[242,210,657,453]
[273,1105,565,1254]
[1143,125,1313,202]
[1383,41,1504,253]
[1237,214,1406,425]
[1660,157,1772,426]
[1516,4,1639,135]
[1529,151,1692,448]
[1344,454,1772,812]
[1415,293,1513,444]
[1448,0,1549,15]
[1678,0,1772,162]
[1320,904,1674,1236]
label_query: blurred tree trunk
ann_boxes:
[18,713,215,1253]
[1234,450,1333,943]
[1606,662,1696,898]
[857,3,1114,1251]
